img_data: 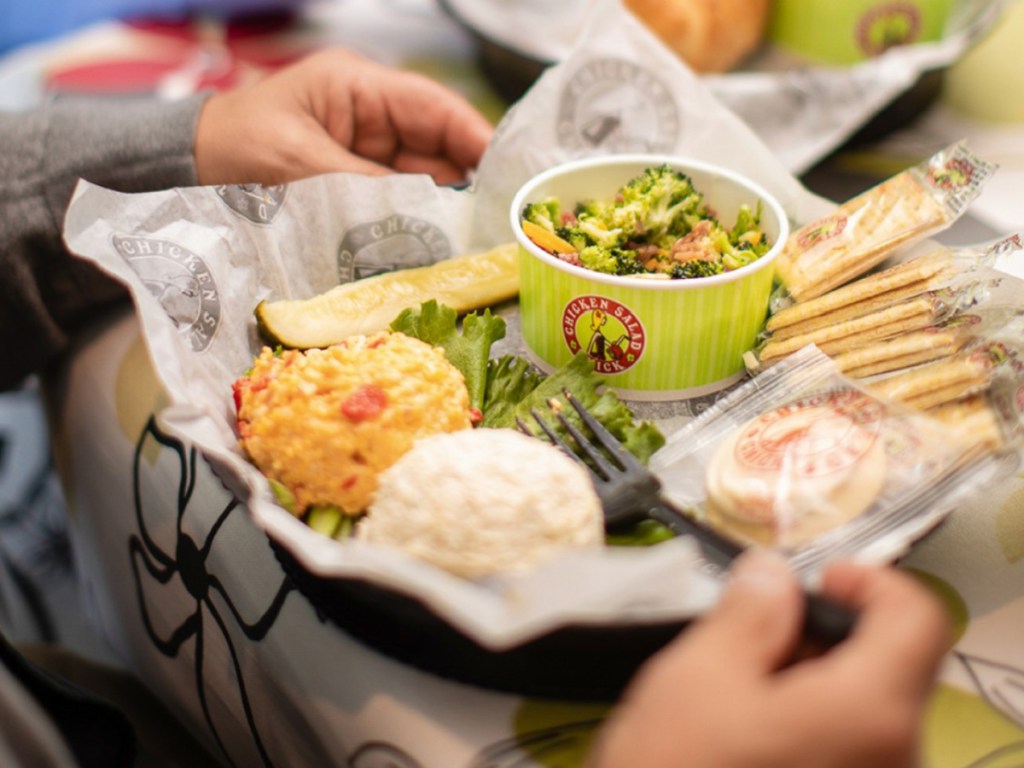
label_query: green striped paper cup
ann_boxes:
[511,155,789,401]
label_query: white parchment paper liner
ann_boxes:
[64,0,844,649]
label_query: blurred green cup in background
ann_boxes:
[768,0,957,65]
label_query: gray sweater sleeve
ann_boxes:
[0,93,208,390]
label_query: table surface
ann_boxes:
[2,2,1023,767]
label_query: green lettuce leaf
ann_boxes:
[390,300,506,412]
[484,351,664,464]
[392,301,664,464]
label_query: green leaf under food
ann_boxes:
[390,299,506,412]
[484,351,665,464]
[393,300,664,464]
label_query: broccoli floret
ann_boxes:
[574,216,624,250]
[578,246,647,276]
[613,248,648,276]
[612,164,707,241]
[729,202,763,241]
[522,198,563,232]
[574,197,615,222]
[553,226,587,252]
[671,259,724,280]
[721,242,762,271]
[578,245,618,275]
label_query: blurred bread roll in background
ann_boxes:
[623,0,772,72]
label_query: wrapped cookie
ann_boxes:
[651,346,1014,567]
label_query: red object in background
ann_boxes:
[44,11,313,95]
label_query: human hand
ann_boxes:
[587,551,950,768]
[194,49,494,186]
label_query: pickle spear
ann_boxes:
[256,242,519,349]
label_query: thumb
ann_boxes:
[684,549,804,674]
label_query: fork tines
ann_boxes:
[516,391,632,481]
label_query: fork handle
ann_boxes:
[802,592,858,647]
[647,502,857,647]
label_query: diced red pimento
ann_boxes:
[468,407,483,424]
[341,384,388,422]
[232,378,245,412]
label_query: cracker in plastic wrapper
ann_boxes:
[865,311,1024,411]
[757,294,948,363]
[767,247,957,334]
[837,325,972,378]
[838,304,1021,379]
[751,237,1023,372]
[774,142,996,302]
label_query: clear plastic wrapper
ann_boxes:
[651,346,1019,575]
[757,289,971,364]
[773,142,997,302]
[750,235,1023,370]
[768,235,1022,332]
[835,304,1021,378]
[928,365,1024,455]
[865,307,1024,410]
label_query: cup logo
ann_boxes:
[558,58,680,153]
[338,215,451,283]
[856,3,923,57]
[562,295,646,374]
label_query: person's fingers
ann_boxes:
[390,152,471,186]
[318,59,491,173]
[819,561,951,698]
[662,549,805,677]
[374,68,493,168]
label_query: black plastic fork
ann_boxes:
[518,389,857,648]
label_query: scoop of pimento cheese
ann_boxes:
[234,331,472,516]
[359,428,604,578]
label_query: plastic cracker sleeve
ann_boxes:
[773,142,997,302]
[837,305,1024,379]
[768,234,1022,331]
[757,294,947,363]
[836,325,973,378]
[867,338,1018,411]
[928,364,1024,457]
[767,247,955,332]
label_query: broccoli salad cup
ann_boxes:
[520,163,771,280]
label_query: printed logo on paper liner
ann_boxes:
[563,295,646,375]
[214,184,287,224]
[338,215,451,283]
[558,57,680,153]
[113,235,220,352]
